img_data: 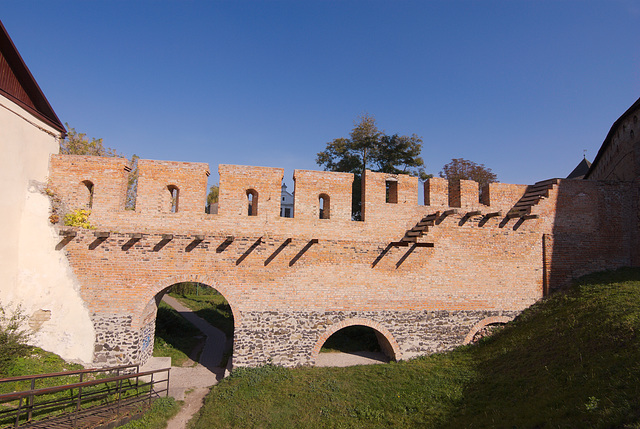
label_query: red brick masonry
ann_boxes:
[47,153,639,367]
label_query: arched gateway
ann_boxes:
[49,156,636,368]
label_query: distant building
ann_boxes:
[567,157,592,179]
[280,183,294,217]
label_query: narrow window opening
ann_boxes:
[168,185,179,213]
[82,180,94,209]
[247,189,258,216]
[386,179,398,204]
[280,182,293,218]
[319,193,331,219]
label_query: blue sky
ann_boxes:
[3,1,640,188]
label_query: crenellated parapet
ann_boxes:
[218,164,284,218]
[47,155,542,228]
[136,160,210,214]
[49,155,130,213]
[293,170,353,221]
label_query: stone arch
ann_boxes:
[133,273,241,365]
[310,317,401,365]
[462,316,513,345]
[141,273,241,326]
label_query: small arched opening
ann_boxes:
[148,281,235,369]
[311,319,400,367]
[167,185,180,213]
[246,189,258,216]
[463,316,513,345]
[319,193,330,219]
[81,180,94,209]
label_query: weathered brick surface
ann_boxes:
[136,160,209,214]
[218,164,283,218]
[48,155,129,213]
[47,152,639,367]
[449,179,480,208]
[293,170,353,221]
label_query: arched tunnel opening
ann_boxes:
[317,325,395,367]
[152,282,234,369]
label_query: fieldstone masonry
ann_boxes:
[45,98,640,368]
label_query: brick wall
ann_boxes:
[293,170,353,221]
[49,155,129,213]
[136,160,209,214]
[47,155,639,367]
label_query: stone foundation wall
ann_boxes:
[233,309,520,367]
[92,314,139,366]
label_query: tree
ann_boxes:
[439,158,498,189]
[316,114,428,219]
[59,124,120,157]
[126,155,140,210]
[206,184,219,213]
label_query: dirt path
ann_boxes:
[155,296,228,429]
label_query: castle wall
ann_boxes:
[45,132,640,367]
[1,95,94,363]
[584,98,640,267]
[137,160,209,214]
[49,156,557,367]
[293,170,353,221]
[587,107,639,181]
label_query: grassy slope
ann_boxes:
[153,301,202,366]
[189,268,640,428]
[169,293,234,338]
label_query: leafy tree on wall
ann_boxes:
[439,158,498,189]
[316,114,429,219]
[60,124,120,157]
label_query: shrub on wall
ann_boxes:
[63,209,94,229]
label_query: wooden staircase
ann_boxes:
[507,178,559,218]
[396,212,440,246]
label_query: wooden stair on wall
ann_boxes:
[507,178,559,218]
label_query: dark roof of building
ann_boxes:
[0,20,65,135]
[566,157,592,179]
[584,95,640,179]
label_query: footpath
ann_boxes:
[142,295,227,429]
[142,295,388,428]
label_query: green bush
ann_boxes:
[63,209,94,229]
[0,302,30,376]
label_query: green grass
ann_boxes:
[189,267,640,428]
[116,397,180,429]
[169,292,234,338]
[0,349,143,427]
[153,302,203,367]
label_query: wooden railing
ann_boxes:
[0,364,170,428]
